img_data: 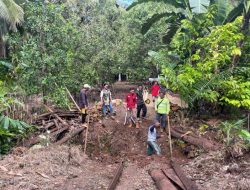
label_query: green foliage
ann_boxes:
[7,0,162,105]
[151,15,250,110]
[220,119,250,146]
[44,86,70,109]
[0,115,34,154]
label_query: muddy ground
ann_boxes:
[0,82,249,190]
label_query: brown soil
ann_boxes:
[0,82,249,190]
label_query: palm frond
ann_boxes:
[1,0,24,30]
[162,14,183,44]
[224,1,244,23]
[126,0,187,11]
[141,12,174,34]
[0,0,9,21]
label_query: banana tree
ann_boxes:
[0,0,24,58]
[127,0,248,43]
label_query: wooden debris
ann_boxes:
[162,169,186,190]
[171,160,198,190]
[150,169,178,190]
[36,171,50,179]
[54,127,85,145]
[171,127,220,151]
[108,161,124,190]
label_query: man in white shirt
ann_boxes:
[100,83,113,117]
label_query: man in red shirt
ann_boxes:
[151,81,160,103]
[125,88,137,128]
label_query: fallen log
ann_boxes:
[26,125,70,147]
[150,169,177,190]
[37,112,52,119]
[54,127,85,145]
[54,119,60,129]
[162,169,186,190]
[171,128,220,151]
[43,122,55,130]
[108,161,124,190]
[171,161,198,190]
[50,125,69,141]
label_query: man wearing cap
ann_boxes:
[79,84,90,123]
[100,83,113,118]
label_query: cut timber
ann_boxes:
[54,127,85,145]
[150,169,177,190]
[26,125,70,147]
[162,169,186,190]
[44,122,55,130]
[171,128,220,151]
[50,126,69,141]
[171,161,198,190]
[44,105,67,125]
[108,162,124,190]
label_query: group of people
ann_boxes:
[79,81,170,156]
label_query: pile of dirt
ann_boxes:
[182,150,250,190]
[0,145,117,190]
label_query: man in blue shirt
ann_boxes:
[147,121,163,156]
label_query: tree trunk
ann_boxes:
[171,128,220,151]
[0,36,6,58]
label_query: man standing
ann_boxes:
[155,91,170,132]
[147,121,163,156]
[151,81,160,103]
[136,85,147,120]
[125,88,137,128]
[79,84,91,123]
[100,83,113,118]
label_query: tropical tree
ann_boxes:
[127,0,249,43]
[0,0,24,58]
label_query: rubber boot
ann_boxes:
[136,122,140,129]
[128,123,133,128]
[160,127,164,133]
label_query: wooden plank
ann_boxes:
[171,161,198,190]
[162,168,186,190]
[108,161,124,190]
[54,127,85,145]
[150,169,177,190]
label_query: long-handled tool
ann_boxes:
[167,115,173,158]
[83,113,90,155]
[123,111,128,125]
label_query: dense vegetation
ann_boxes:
[0,0,250,153]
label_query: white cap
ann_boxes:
[84,84,91,89]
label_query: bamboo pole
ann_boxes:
[65,87,81,112]
[167,115,173,158]
[83,114,90,155]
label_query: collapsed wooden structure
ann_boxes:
[24,106,102,147]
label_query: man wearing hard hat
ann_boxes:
[79,84,91,123]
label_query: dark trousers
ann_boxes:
[137,104,147,118]
[156,113,166,128]
[81,114,87,123]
